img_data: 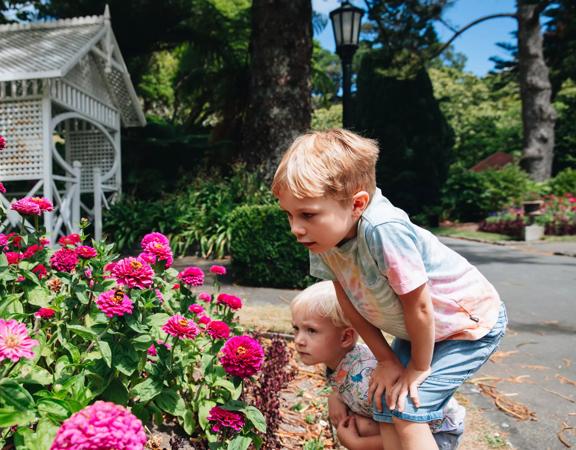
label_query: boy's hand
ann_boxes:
[367,358,404,412]
[388,362,431,412]
[336,415,361,449]
[327,392,348,426]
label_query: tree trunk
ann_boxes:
[517,0,556,181]
[241,0,312,180]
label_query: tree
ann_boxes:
[240,0,312,178]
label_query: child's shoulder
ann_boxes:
[362,189,411,228]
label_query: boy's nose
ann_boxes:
[290,222,306,237]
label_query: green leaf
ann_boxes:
[155,389,187,418]
[37,398,70,421]
[182,409,195,435]
[131,334,153,351]
[26,286,50,307]
[32,417,59,450]
[17,365,52,386]
[101,379,129,405]
[73,285,89,304]
[0,407,35,427]
[213,379,242,400]
[241,405,266,433]
[67,325,98,340]
[97,340,112,367]
[114,347,140,376]
[0,293,24,315]
[145,312,170,328]
[131,378,163,403]
[0,380,35,411]
[198,399,216,431]
[227,436,252,450]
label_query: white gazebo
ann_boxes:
[0,6,145,242]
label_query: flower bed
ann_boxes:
[0,184,270,448]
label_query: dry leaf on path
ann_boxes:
[478,383,537,421]
[490,350,518,363]
[544,388,576,404]
[557,375,576,387]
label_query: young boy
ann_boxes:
[291,281,465,450]
[273,129,507,450]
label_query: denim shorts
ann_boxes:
[373,302,508,423]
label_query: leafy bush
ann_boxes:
[104,164,274,258]
[442,164,531,221]
[229,205,314,289]
[548,168,576,196]
[0,194,266,448]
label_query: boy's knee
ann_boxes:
[354,414,380,437]
[391,417,430,437]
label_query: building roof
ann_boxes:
[0,8,145,127]
[470,152,514,172]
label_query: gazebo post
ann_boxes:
[93,167,102,241]
[72,161,82,232]
[41,84,54,239]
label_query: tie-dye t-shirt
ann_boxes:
[310,189,501,341]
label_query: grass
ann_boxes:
[430,227,516,242]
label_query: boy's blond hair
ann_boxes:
[272,128,379,200]
[291,281,352,328]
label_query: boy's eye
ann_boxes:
[302,213,315,219]
[307,327,317,334]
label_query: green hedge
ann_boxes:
[229,205,314,289]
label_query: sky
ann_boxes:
[312,0,517,76]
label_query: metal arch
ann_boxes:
[50,111,120,183]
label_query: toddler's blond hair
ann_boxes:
[291,281,351,328]
[272,128,379,200]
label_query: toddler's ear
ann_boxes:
[352,191,370,217]
[341,327,357,347]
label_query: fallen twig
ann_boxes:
[544,388,576,404]
[478,383,537,421]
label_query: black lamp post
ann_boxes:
[330,1,364,128]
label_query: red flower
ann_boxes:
[177,267,204,287]
[58,233,81,246]
[5,252,22,265]
[162,315,200,340]
[34,307,55,319]
[0,135,5,150]
[210,265,227,275]
[50,248,78,273]
[198,292,212,302]
[22,244,44,259]
[32,264,48,279]
[0,182,5,193]
[207,406,245,433]
[29,197,53,212]
[76,245,97,259]
[219,335,264,378]
[206,321,230,339]
[216,293,243,310]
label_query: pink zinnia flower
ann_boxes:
[141,241,173,268]
[0,233,8,247]
[198,292,212,302]
[210,265,227,275]
[34,307,55,319]
[29,197,53,212]
[22,244,44,259]
[219,335,264,378]
[197,315,211,325]
[76,245,97,259]
[39,237,50,246]
[147,344,157,356]
[32,264,48,279]
[111,257,154,289]
[0,319,38,362]
[50,248,79,273]
[216,293,243,310]
[0,182,5,194]
[58,233,81,246]
[140,232,169,248]
[177,266,204,286]
[207,406,245,433]
[50,401,147,450]
[154,289,164,303]
[5,251,22,265]
[96,289,134,318]
[0,135,5,151]
[206,321,230,339]
[11,198,41,216]
[162,315,200,340]
[7,233,22,248]
[188,304,205,315]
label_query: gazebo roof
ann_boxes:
[0,7,145,127]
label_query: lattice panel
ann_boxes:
[65,54,114,106]
[67,128,116,192]
[0,99,44,180]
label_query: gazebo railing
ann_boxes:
[50,161,81,242]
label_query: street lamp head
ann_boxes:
[330,1,364,61]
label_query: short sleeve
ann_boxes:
[368,222,428,295]
[309,252,335,280]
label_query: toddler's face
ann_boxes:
[291,309,347,370]
[278,190,358,254]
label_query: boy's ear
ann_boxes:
[340,327,357,347]
[352,191,370,218]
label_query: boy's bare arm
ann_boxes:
[327,391,348,426]
[390,282,435,411]
[336,415,383,450]
[333,281,403,411]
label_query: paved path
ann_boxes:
[440,238,576,450]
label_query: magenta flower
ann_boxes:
[162,315,200,340]
[207,406,245,433]
[210,265,227,275]
[0,135,5,150]
[50,401,147,450]
[188,303,205,315]
[32,264,48,279]
[177,266,204,286]
[216,293,243,310]
[5,251,22,265]
[141,241,173,268]
[197,315,211,325]
[198,292,212,302]
[50,248,79,273]
[29,197,53,212]
[0,319,38,362]
[140,232,169,248]
[207,320,230,340]
[0,182,5,193]
[34,307,55,319]
[96,289,134,318]
[58,233,81,246]
[11,198,41,215]
[76,245,97,259]
[219,335,264,378]
[0,233,8,247]
[22,244,44,259]
[154,288,164,303]
[111,257,154,289]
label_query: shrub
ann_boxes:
[229,205,314,289]
[548,168,576,196]
[442,164,531,221]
